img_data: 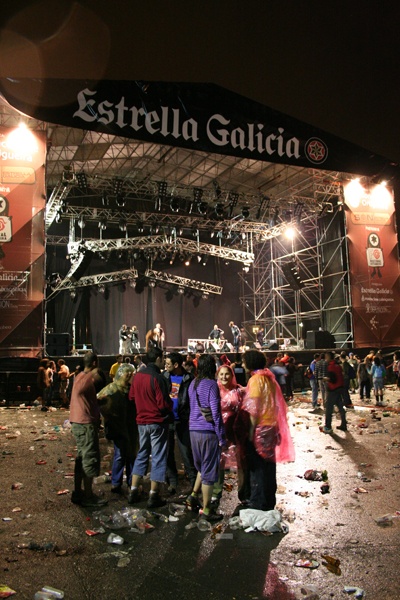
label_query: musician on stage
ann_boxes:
[256,326,265,348]
[208,324,224,351]
[154,323,165,350]
[119,324,130,354]
[128,325,140,353]
[229,321,241,353]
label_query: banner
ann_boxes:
[344,180,400,347]
[0,125,46,357]
[0,78,398,179]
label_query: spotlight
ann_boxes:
[284,226,296,240]
[170,196,180,212]
[76,172,88,194]
[60,200,68,213]
[215,202,225,217]
[55,211,62,223]
[116,193,125,207]
[148,279,156,288]
[129,279,137,288]
[201,292,209,300]
[137,222,144,233]
[98,284,106,294]
[101,193,109,207]
[241,206,250,219]
[177,286,185,295]
[198,200,208,215]
[70,289,76,299]
[98,218,107,231]
[78,216,86,229]
[184,255,192,266]
[201,255,209,266]
[119,219,127,232]
[192,227,199,238]
[243,265,250,273]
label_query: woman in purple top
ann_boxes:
[186,354,226,521]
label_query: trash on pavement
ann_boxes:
[344,586,365,598]
[0,584,17,598]
[321,554,341,575]
[107,532,124,545]
[295,559,319,569]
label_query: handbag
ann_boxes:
[195,389,214,424]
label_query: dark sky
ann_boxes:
[1,1,400,163]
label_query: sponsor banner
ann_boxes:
[0,78,398,178]
[344,180,400,347]
[0,126,46,356]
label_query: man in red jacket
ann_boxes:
[322,351,347,433]
[128,346,172,508]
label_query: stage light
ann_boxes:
[243,265,250,273]
[55,211,62,223]
[156,181,168,211]
[201,255,209,266]
[170,196,180,212]
[241,206,250,219]
[60,200,68,213]
[192,227,199,238]
[98,284,106,294]
[148,279,156,288]
[101,193,109,207]
[177,286,185,294]
[284,226,296,240]
[70,289,77,299]
[201,292,209,300]
[76,172,88,194]
[184,255,192,266]
[129,279,137,288]
[78,216,86,229]
[6,123,38,155]
[98,218,107,231]
[116,193,125,207]
[198,200,208,215]
[215,202,225,217]
[119,219,127,232]
[137,222,144,233]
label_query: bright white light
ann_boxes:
[344,179,364,209]
[284,226,296,240]
[6,123,38,155]
[370,183,392,210]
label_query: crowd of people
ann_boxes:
[67,347,295,521]
[41,342,399,520]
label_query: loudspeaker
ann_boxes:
[69,250,94,282]
[305,331,335,349]
[46,333,70,356]
[267,342,279,350]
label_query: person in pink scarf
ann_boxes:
[241,350,295,511]
[216,365,251,504]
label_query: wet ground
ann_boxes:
[1,386,399,600]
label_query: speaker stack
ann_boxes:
[46,333,70,356]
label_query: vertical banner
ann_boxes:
[344,180,400,347]
[0,125,46,357]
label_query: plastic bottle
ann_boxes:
[197,518,212,532]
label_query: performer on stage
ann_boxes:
[256,327,265,348]
[129,325,140,353]
[154,323,165,350]
[229,321,241,353]
[208,324,224,351]
[119,324,130,354]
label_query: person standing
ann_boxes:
[119,324,129,355]
[57,358,70,407]
[208,324,224,351]
[129,325,140,353]
[241,350,295,511]
[109,354,124,381]
[370,356,386,406]
[98,363,137,494]
[186,354,226,521]
[128,347,172,508]
[358,356,372,402]
[314,352,329,407]
[229,321,241,353]
[69,352,107,507]
[322,351,347,433]
[309,353,321,410]
[163,352,197,494]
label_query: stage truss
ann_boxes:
[239,193,353,349]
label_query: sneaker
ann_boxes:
[322,426,333,434]
[128,488,140,505]
[185,494,202,511]
[147,493,166,509]
[198,509,223,522]
[345,404,355,409]
[81,495,108,508]
[336,425,347,431]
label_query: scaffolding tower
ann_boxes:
[240,207,353,349]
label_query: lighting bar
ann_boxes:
[144,269,222,295]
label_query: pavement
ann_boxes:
[0,386,399,600]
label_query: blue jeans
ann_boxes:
[112,439,135,488]
[310,378,319,407]
[132,423,169,483]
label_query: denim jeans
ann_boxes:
[112,439,135,488]
[167,421,197,488]
[132,423,169,483]
[245,440,277,511]
[325,388,347,429]
[310,378,319,407]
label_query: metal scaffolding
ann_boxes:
[239,206,353,349]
